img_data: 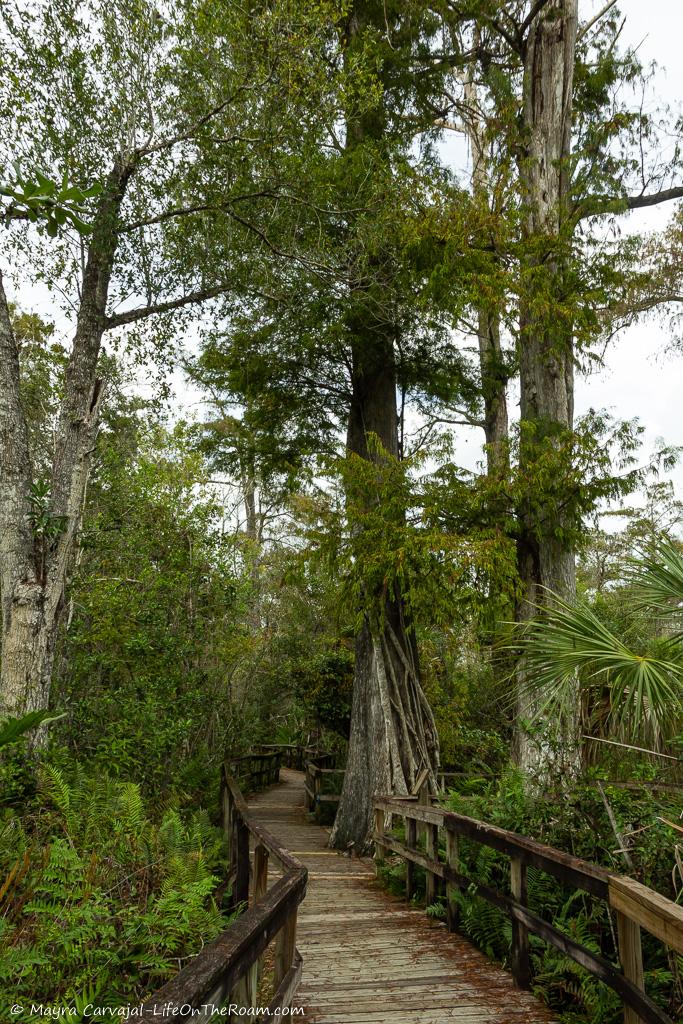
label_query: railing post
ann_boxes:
[251,842,269,988]
[222,767,232,838]
[304,763,312,811]
[416,772,430,843]
[231,960,258,1016]
[232,816,250,911]
[274,909,297,990]
[405,815,417,902]
[425,822,439,905]
[615,910,645,1024]
[253,842,269,904]
[374,806,386,875]
[446,829,460,931]
[510,857,531,989]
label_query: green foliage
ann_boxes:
[0,163,101,235]
[1,0,682,1015]
[0,761,229,1011]
[517,537,683,746]
[53,420,245,798]
[0,711,65,750]
[290,646,354,738]
[303,439,519,637]
[376,857,409,900]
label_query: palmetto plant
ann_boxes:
[517,539,683,748]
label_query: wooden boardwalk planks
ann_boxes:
[247,769,557,1024]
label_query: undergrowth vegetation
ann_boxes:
[0,754,230,1016]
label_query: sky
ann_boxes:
[6,0,683,516]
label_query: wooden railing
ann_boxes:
[304,754,344,814]
[259,742,321,770]
[373,797,683,1024]
[227,749,282,792]
[140,757,306,1021]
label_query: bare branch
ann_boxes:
[104,285,231,329]
[133,75,270,159]
[118,191,276,234]
[577,0,618,42]
[576,185,683,220]
[626,186,683,210]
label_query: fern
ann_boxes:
[39,763,73,817]
[0,762,230,1008]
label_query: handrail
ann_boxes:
[259,743,322,770]
[140,758,307,1020]
[304,758,345,813]
[374,797,683,1024]
[227,749,282,791]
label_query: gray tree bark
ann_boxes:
[329,2,439,851]
[463,51,510,477]
[0,157,133,723]
[330,335,440,850]
[514,0,581,779]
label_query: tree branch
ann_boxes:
[133,76,269,159]
[104,285,231,329]
[576,185,683,220]
[577,0,618,42]
[118,191,276,234]
[519,0,556,41]
[626,186,683,210]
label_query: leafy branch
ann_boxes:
[1,163,101,236]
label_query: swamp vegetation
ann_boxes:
[1,0,683,1020]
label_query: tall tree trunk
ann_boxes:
[0,157,133,722]
[329,1,439,851]
[330,335,439,851]
[464,45,510,477]
[514,0,581,779]
[478,311,509,476]
[0,272,47,715]
[243,475,258,543]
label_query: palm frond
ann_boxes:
[628,537,683,615]
[518,595,683,743]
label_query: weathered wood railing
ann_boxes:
[227,749,282,792]
[304,754,344,813]
[140,758,306,1021]
[373,797,683,1024]
[259,742,321,770]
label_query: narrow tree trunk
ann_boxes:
[514,0,581,780]
[0,157,132,722]
[477,290,509,476]
[464,50,510,477]
[243,476,258,543]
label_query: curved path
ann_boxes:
[247,768,557,1024]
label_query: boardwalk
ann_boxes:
[247,768,557,1024]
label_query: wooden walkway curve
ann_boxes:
[247,768,557,1024]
